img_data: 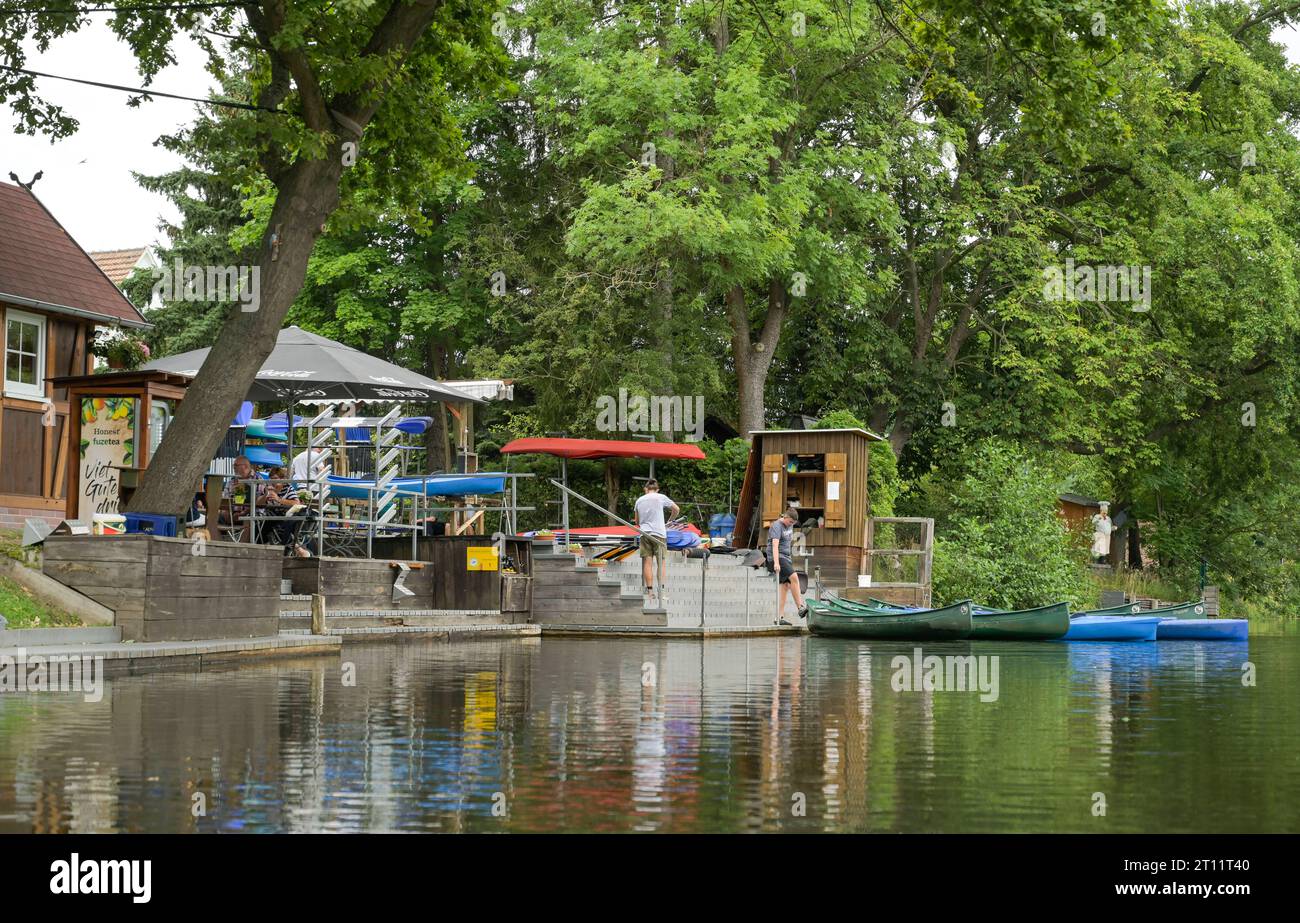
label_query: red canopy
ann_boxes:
[500,437,706,461]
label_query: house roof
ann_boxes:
[0,182,148,328]
[89,247,149,286]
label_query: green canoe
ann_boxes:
[867,597,1070,640]
[1074,602,1141,618]
[1150,600,1207,620]
[807,598,973,640]
[969,602,1071,640]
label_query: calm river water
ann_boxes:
[1,628,1296,833]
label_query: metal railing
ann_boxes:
[229,472,535,560]
[548,478,668,604]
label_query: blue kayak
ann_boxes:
[326,473,507,499]
[1156,618,1248,641]
[1062,615,1162,641]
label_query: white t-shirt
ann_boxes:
[634,492,675,538]
[291,449,328,482]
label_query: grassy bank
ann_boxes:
[0,529,81,630]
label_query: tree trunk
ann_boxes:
[603,458,620,526]
[127,155,345,517]
[425,340,449,472]
[727,281,785,439]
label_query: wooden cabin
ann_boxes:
[0,181,149,530]
[733,428,881,588]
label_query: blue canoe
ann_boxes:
[326,473,506,499]
[1062,615,1162,641]
[1156,618,1248,641]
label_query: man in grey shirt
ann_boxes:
[768,507,808,624]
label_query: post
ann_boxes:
[560,457,569,550]
[311,593,327,635]
[699,550,707,628]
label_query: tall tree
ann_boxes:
[1,0,504,515]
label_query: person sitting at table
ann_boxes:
[219,456,268,542]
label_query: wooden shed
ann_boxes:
[733,428,881,588]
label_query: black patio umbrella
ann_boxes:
[141,326,476,404]
[142,325,479,466]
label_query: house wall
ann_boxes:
[0,302,91,529]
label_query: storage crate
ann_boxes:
[124,512,178,537]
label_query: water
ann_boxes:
[1,629,1297,833]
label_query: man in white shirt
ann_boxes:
[634,479,679,602]
[290,447,329,485]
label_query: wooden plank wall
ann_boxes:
[421,535,531,610]
[758,431,870,544]
[43,534,281,641]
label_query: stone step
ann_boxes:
[0,626,123,647]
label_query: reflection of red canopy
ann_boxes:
[500,437,706,461]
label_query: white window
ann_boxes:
[4,309,46,398]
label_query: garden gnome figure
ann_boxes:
[1091,501,1114,563]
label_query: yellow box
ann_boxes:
[466,546,499,571]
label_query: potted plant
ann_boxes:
[90,330,151,370]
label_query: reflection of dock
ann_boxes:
[0,627,339,678]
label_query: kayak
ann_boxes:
[808,598,973,640]
[870,597,1070,640]
[1156,618,1248,641]
[970,602,1071,640]
[326,473,507,499]
[1062,615,1161,641]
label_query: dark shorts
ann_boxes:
[777,556,796,585]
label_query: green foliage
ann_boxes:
[928,440,1091,609]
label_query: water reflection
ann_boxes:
[0,633,1293,833]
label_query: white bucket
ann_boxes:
[857,574,873,588]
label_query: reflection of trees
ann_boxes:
[0,637,1293,832]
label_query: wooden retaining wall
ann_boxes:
[281,536,532,613]
[42,534,282,642]
[282,556,436,610]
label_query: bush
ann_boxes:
[929,440,1091,609]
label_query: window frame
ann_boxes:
[3,308,48,399]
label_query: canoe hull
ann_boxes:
[1150,600,1208,620]
[808,600,973,640]
[1062,615,1161,641]
[1075,602,1142,618]
[326,474,506,499]
[971,602,1071,640]
[1157,618,1248,641]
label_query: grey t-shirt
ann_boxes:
[635,492,675,538]
[768,519,793,559]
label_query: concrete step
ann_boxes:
[0,626,123,646]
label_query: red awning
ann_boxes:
[500,437,706,461]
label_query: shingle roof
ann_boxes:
[90,247,148,286]
[0,182,148,327]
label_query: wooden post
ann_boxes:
[311,593,327,635]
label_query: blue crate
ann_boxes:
[124,513,178,537]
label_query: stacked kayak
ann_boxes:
[326,473,507,499]
[807,597,973,640]
[1074,600,1248,641]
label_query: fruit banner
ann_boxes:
[78,397,135,520]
